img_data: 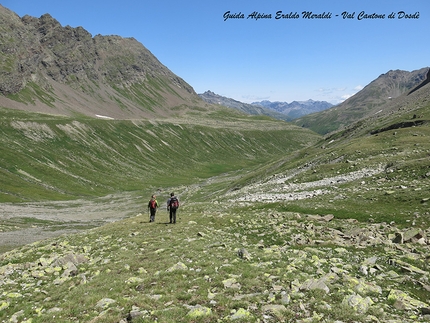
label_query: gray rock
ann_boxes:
[299,278,330,294]
[61,262,78,277]
[166,262,188,272]
[127,305,146,321]
[9,310,24,323]
[96,298,116,309]
[343,294,374,313]
[52,253,88,267]
[403,228,423,242]
[237,248,252,260]
[223,277,241,289]
[261,304,287,316]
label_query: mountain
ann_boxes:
[293,68,430,134]
[0,5,321,202]
[0,5,207,119]
[198,90,293,121]
[252,99,333,119]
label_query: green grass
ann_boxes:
[0,107,319,202]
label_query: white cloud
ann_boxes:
[341,94,354,101]
[240,94,271,103]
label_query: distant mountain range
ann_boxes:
[200,66,430,134]
[198,91,293,121]
[199,91,333,121]
[252,99,334,119]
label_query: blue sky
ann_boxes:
[3,1,429,104]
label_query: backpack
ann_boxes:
[169,197,179,209]
[149,199,157,209]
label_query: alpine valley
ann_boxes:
[0,4,429,323]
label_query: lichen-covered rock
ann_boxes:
[388,289,429,310]
[166,262,188,272]
[402,228,423,242]
[186,305,212,318]
[230,308,252,320]
[223,277,241,289]
[125,277,144,284]
[52,253,88,267]
[343,294,374,313]
[261,304,287,318]
[299,278,330,294]
[95,298,116,309]
[0,301,10,310]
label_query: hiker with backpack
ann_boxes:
[147,195,159,222]
[167,192,179,224]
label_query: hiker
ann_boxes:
[167,192,179,224]
[147,194,158,222]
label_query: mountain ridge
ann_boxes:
[199,90,334,121]
[252,99,333,119]
[198,90,293,121]
[293,67,430,134]
[0,4,207,119]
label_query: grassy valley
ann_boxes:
[0,86,429,322]
[0,106,318,203]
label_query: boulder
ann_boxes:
[230,308,252,320]
[388,289,429,310]
[186,305,212,318]
[237,248,252,260]
[403,228,423,242]
[343,294,374,313]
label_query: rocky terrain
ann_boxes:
[0,194,428,322]
[0,158,429,322]
[0,193,139,250]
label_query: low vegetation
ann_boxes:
[0,95,429,322]
[0,106,319,202]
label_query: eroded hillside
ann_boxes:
[0,4,206,119]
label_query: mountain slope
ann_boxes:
[0,5,205,119]
[0,106,321,203]
[293,68,429,134]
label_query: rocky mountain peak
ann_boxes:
[0,4,201,118]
